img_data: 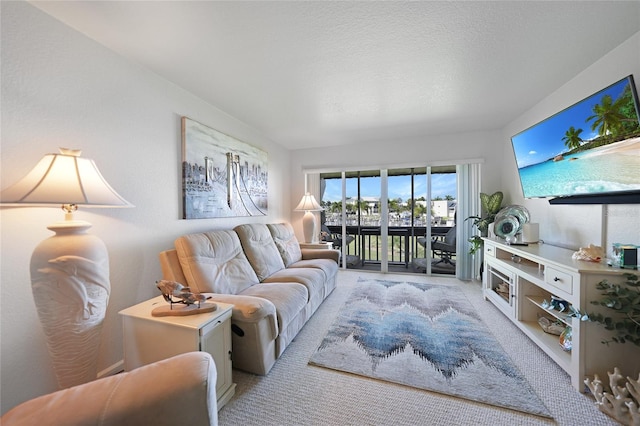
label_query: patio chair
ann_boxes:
[321,225,359,267]
[431,225,456,265]
[417,226,456,266]
[321,225,354,249]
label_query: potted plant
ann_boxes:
[581,273,640,425]
[466,191,504,255]
[586,273,640,346]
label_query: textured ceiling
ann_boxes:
[30,1,640,150]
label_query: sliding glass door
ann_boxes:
[320,165,459,276]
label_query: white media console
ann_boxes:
[482,237,639,391]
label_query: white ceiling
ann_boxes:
[30,1,640,150]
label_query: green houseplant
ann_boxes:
[466,191,504,255]
[587,272,640,346]
[581,273,640,426]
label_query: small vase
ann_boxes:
[559,326,572,352]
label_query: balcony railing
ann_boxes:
[323,225,453,273]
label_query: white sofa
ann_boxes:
[1,352,218,426]
[159,222,339,375]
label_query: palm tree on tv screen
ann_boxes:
[586,93,629,138]
[618,87,640,134]
[562,126,583,150]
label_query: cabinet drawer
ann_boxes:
[200,309,231,336]
[545,267,573,294]
[484,242,496,258]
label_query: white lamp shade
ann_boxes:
[294,192,323,212]
[1,148,132,207]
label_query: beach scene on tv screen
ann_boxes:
[511,77,640,198]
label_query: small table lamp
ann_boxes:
[295,192,323,243]
[1,148,133,389]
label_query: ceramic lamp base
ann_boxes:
[301,210,317,243]
[30,219,110,389]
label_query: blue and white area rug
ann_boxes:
[309,278,551,418]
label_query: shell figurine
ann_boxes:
[572,244,605,262]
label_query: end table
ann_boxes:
[119,296,235,409]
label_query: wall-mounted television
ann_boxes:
[510,75,640,204]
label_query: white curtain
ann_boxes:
[306,173,321,199]
[456,163,481,281]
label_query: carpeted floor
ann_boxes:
[218,270,617,426]
[309,277,551,418]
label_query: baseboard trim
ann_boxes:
[97,360,124,379]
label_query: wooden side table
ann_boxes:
[119,296,235,409]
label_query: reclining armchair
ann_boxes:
[1,352,218,426]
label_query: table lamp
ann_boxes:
[294,192,323,243]
[1,148,133,389]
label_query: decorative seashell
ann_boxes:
[537,316,564,336]
[572,244,605,262]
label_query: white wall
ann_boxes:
[502,32,640,252]
[0,2,290,414]
[289,129,505,233]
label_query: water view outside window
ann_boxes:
[320,167,457,274]
[321,168,457,227]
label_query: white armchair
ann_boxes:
[1,352,218,426]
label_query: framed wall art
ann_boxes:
[181,117,268,219]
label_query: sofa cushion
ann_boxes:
[288,258,339,281]
[175,230,259,294]
[234,224,285,281]
[261,267,326,302]
[240,282,308,333]
[267,223,302,266]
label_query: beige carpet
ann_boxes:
[218,270,616,426]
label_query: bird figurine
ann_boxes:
[175,291,206,305]
[156,279,206,308]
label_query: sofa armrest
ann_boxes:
[300,248,340,264]
[204,293,279,375]
[1,352,217,426]
[204,293,278,338]
[159,249,189,285]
